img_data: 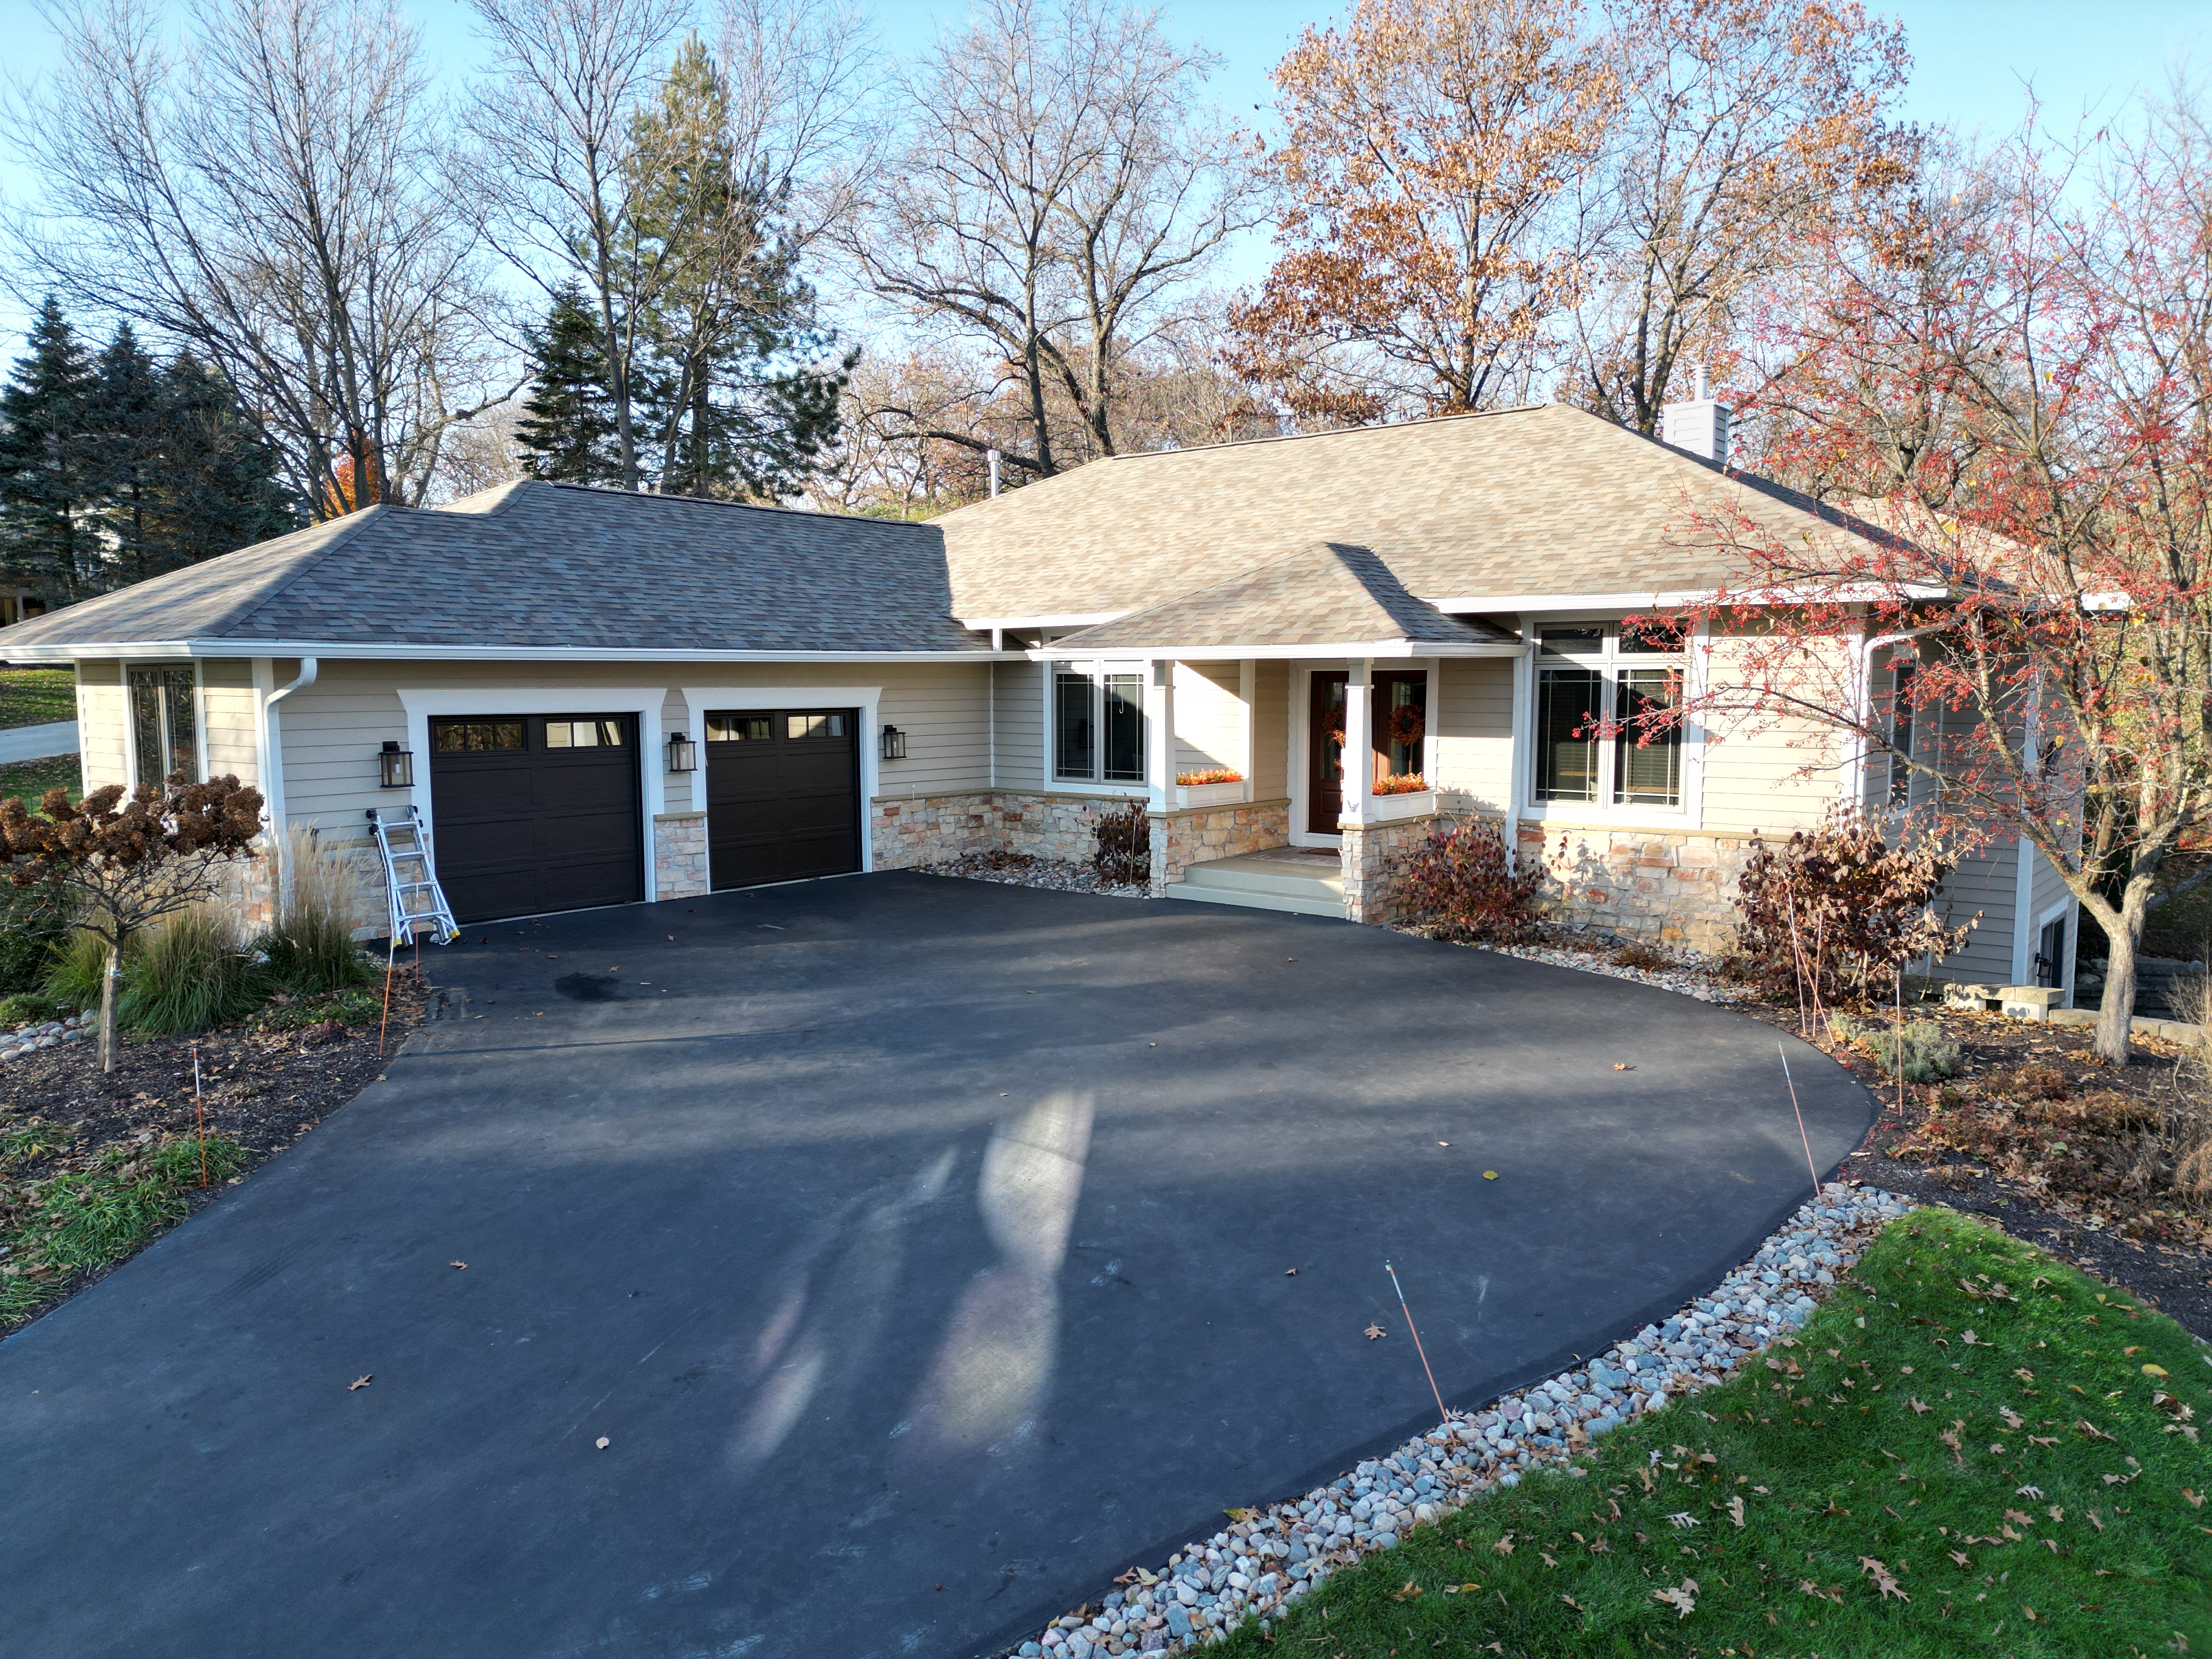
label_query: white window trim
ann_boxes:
[395,686,670,902]
[1519,620,1703,827]
[1041,658,1151,794]
[680,684,882,874]
[123,659,206,792]
[2034,895,2077,1005]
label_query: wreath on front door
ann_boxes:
[1387,703,1425,750]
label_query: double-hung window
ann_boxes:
[1886,663,1915,807]
[1533,624,1686,810]
[1051,661,1146,785]
[128,665,199,787]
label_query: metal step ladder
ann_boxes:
[366,806,459,948]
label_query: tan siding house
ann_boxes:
[0,400,2072,992]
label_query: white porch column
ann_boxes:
[1147,657,1175,812]
[1342,658,1373,826]
[1238,659,1256,803]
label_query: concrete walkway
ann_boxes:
[0,874,1874,1659]
[0,719,77,764]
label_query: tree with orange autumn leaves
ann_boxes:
[1228,0,1613,425]
[1228,0,1916,428]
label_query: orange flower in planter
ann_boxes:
[1176,768,1244,785]
[1373,773,1429,795]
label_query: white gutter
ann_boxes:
[1,642,1026,664]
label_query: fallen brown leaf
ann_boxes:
[1859,1557,1909,1601]
[348,1374,372,1391]
[1364,1323,1386,1340]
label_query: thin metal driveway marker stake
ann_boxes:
[1385,1260,1449,1422]
[1777,1043,1823,1199]
[191,1043,208,1188]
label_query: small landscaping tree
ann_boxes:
[1093,800,1152,887]
[0,774,264,1071]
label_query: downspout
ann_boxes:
[260,657,318,840]
[1853,625,1946,811]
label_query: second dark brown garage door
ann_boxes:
[428,714,644,924]
[705,708,860,889]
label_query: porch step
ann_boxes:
[1165,851,1346,919]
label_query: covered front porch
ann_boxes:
[1032,540,1526,919]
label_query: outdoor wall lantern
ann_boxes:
[879,724,907,761]
[377,740,414,789]
[667,731,698,774]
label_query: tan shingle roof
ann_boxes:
[937,403,1885,619]
[1051,541,1519,653]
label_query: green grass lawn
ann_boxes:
[0,754,80,813]
[0,667,74,730]
[1223,1209,2211,1658]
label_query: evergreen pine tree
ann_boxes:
[91,323,165,585]
[0,297,101,601]
[628,40,848,501]
[150,353,300,565]
[515,286,624,486]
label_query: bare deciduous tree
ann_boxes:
[844,0,1260,477]
[1565,0,1915,435]
[7,0,506,515]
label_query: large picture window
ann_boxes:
[1051,663,1145,785]
[1533,625,1685,810]
[128,665,198,787]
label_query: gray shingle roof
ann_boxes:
[1052,542,1519,653]
[0,480,981,654]
[936,402,1889,618]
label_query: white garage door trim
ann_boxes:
[679,684,883,874]
[396,686,668,902]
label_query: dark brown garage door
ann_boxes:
[705,708,860,889]
[428,714,644,923]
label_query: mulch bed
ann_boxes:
[0,970,427,1330]
[1733,996,2212,1340]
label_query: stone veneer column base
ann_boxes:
[1338,813,1445,924]
[1149,799,1292,895]
[653,811,709,900]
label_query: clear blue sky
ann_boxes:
[0,0,2202,347]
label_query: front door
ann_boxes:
[1307,669,1428,835]
[1308,672,1346,833]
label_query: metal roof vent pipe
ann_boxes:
[1659,365,1732,467]
[987,448,1001,498]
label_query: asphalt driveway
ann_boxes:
[0,874,1874,1658]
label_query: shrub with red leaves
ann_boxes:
[1386,817,1544,943]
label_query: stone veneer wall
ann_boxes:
[653,811,709,900]
[1517,822,1753,953]
[872,789,1293,895]
[211,837,392,942]
[1149,799,1291,896]
[1332,813,1756,949]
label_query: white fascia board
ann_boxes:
[1026,640,1522,662]
[1420,584,1949,612]
[955,612,1130,631]
[5,640,1024,664]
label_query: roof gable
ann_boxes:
[1051,541,1518,653]
[936,403,1883,618]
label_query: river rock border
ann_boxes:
[1012,1182,1915,1658]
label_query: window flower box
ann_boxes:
[1356,788,1436,823]
[1174,776,1246,808]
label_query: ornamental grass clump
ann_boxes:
[258,825,374,995]
[120,901,263,1036]
[1387,817,1543,943]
